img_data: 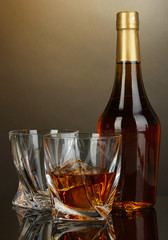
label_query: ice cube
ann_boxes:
[55,159,83,174]
[60,158,77,170]
[55,159,105,175]
[79,162,105,175]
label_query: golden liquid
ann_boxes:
[50,169,116,211]
[97,62,161,211]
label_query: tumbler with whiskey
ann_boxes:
[44,133,121,221]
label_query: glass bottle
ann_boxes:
[97,11,161,211]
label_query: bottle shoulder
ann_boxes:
[98,107,160,132]
[103,94,159,120]
[98,63,161,133]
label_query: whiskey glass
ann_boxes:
[9,129,78,210]
[44,133,121,221]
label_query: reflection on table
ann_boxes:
[14,207,158,239]
[112,208,158,240]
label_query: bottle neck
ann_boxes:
[110,28,145,113]
[111,62,147,113]
[116,29,140,62]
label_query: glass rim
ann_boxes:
[43,132,122,140]
[9,129,78,137]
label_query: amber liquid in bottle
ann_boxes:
[97,11,161,211]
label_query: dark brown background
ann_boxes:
[0,0,168,197]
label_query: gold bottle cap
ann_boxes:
[116,11,139,30]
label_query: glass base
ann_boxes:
[51,197,112,221]
[13,183,51,210]
[52,219,116,239]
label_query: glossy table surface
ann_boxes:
[0,196,168,239]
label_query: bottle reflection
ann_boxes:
[14,207,158,240]
[112,208,158,240]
